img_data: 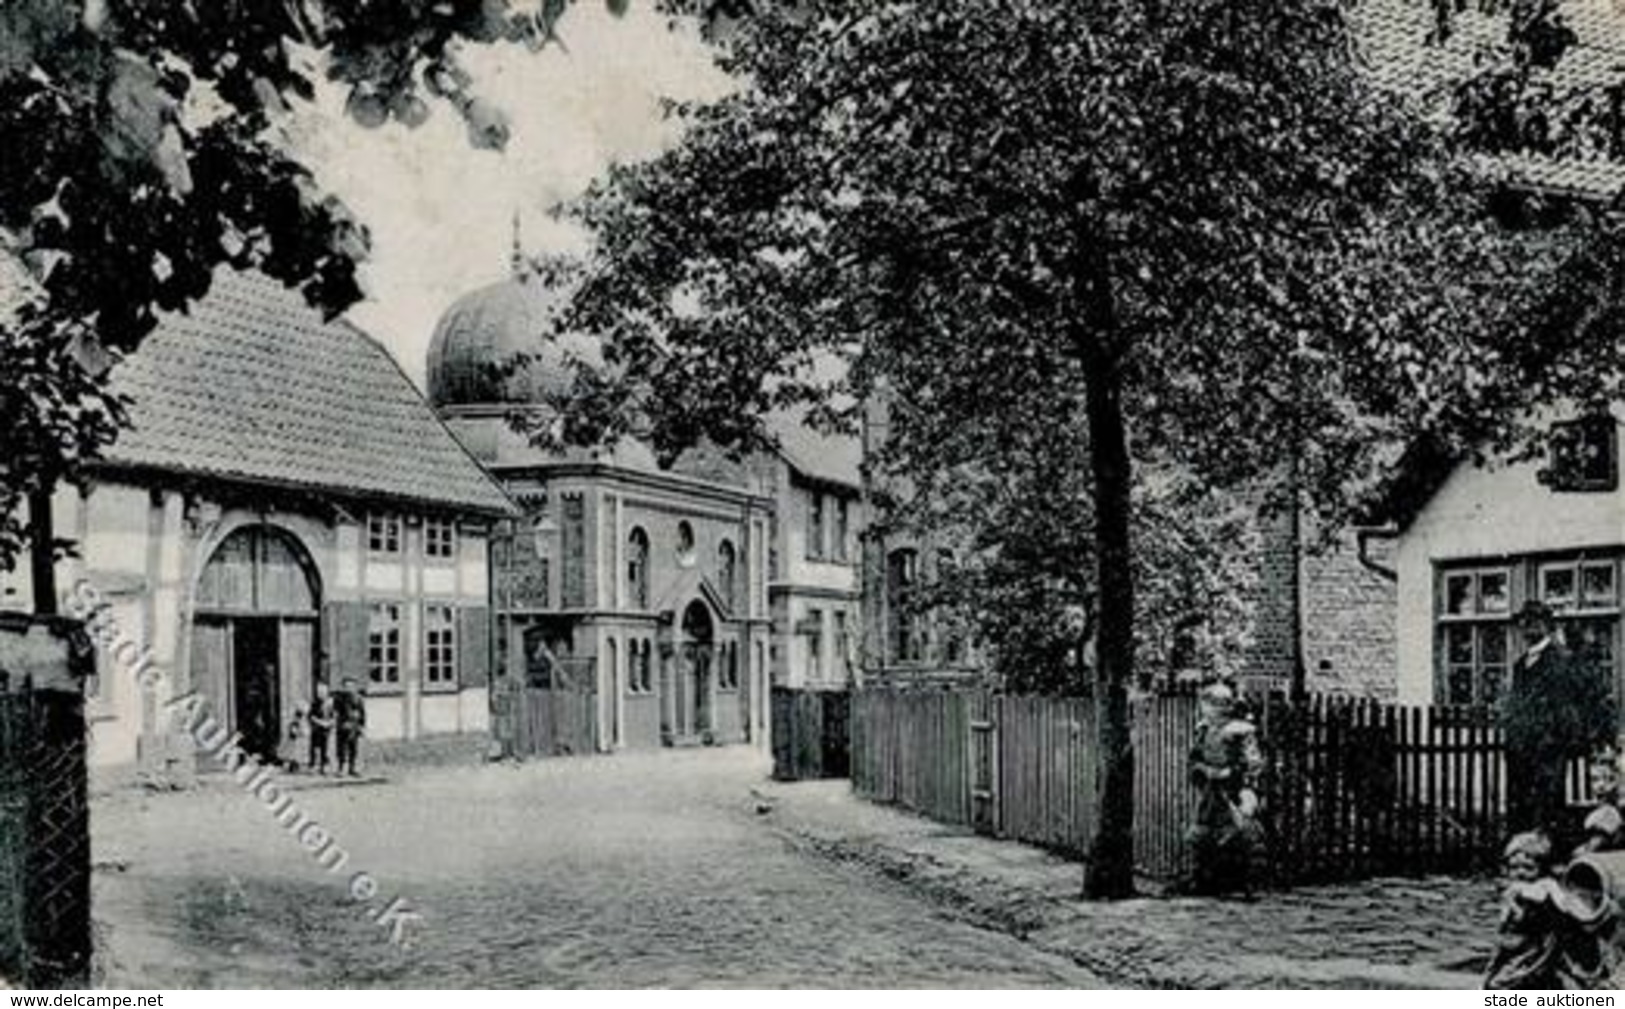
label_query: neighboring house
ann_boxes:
[761,411,864,692]
[3,270,515,772]
[1374,408,1623,710]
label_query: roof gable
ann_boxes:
[103,271,515,517]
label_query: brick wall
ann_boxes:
[1244,509,1398,699]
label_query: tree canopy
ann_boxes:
[0,0,756,576]
[549,0,1624,894]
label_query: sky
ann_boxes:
[286,4,732,390]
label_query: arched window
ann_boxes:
[676,521,696,566]
[887,548,922,664]
[627,527,650,610]
[717,540,737,611]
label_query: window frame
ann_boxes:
[423,603,458,690]
[424,517,457,562]
[367,513,402,556]
[1435,554,1623,707]
[368,601,403,688]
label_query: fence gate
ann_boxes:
[968,691,997,835]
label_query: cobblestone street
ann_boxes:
[89,750,1100,988]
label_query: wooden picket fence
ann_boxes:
[852,686,1593,888]
[771,687,850,781]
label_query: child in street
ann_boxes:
[307,681,334,775]
[280,705,306,773]
[334,677,366,776]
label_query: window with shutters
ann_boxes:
[368,602,402,686]
[424,605,457,687]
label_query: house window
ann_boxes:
[676,521,696,566]
[1543,412,1619,493]
[627,527,650,609]
[804,608,824,682]
[806,492,825,561]
[887,548,923,664]
[561,493,586,608]
[1539,558,1620,673]
[1436,556,1624,705]
[424,605,457,687]
[368,513,401,555]
[425,518,456,560]
[368,602,402,686]
[717,540,737,611]
[833,498,850,562]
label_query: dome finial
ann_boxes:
[510,208,526,278]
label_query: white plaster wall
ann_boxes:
[363,694,406,741]
[422,567,457,598]
[458,687,491,734]
[365,560,406,595]
[419,692,462,735]
[86,595,146,768]
[82,485,151,578]
[1395,442,1625,705]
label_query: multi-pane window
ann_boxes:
[804,608,824,682]
[424,605,457,686]
[424,518,456,560]
[887,548,924,663]
[806,492,825,560]
[1540,558,1619,672]
[1439,567,1510,706]
[1544,413,1619,493]
[368,602,402,685]
[1437,556,1623,706]
[368,513,401,555]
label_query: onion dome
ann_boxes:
[426,270,600,411]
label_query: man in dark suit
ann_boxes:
[1502,600,1617,844]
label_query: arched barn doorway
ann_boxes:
[678,600,715,742]
[188,525,321,763]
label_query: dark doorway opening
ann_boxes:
[232,618,281,762]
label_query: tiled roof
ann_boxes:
[103,270,516,517]
[766,408,862,490]
[1354,0,1625,200]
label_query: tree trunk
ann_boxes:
[1066,167,1136,899]
[1080,356,1137,899]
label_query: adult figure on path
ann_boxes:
[1501,600,1616,846]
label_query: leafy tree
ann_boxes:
[551,0,1620,896]
[0,0,754,603]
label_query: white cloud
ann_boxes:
[286,3,732,388]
